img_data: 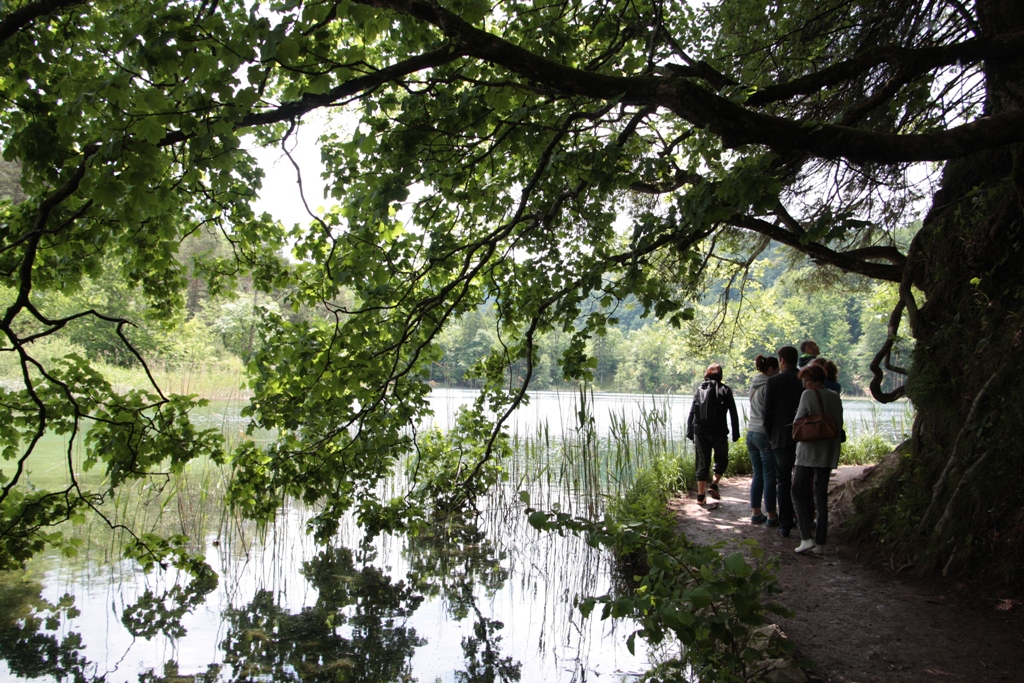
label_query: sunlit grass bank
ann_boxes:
[0,336,250,400]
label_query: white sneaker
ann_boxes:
[795,539,816,554]
[810,544,825,555]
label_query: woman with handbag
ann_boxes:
[791,363,843,555]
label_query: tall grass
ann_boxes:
[54,454,246,570]
[468,388,906,522]
[840,432,895,465]
[506,388,698,518]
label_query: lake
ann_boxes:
[422,388,912,441]
[0,388,912,682]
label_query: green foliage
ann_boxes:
[526,465,794,682]
[727,437,754,477]
[607,454,686,527]
[0,0,1011,591]
[405,406,511,519]
[840,433,895,466]
[199,296,282,360]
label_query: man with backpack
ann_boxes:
[686,363,740,507]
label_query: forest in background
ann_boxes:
[433,250,912,396]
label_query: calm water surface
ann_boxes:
[425,388,913,441]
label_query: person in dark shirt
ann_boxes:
[686,363,740,506]
[762,345,804,535]
[797,339,820,369]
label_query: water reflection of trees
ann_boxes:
[0,574,101,683]
[405,516,521,683]
[122,561,220,639]
[217,545,425,682]
[210,514,522,683]
[0,511,523,683]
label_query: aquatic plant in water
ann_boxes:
[523,449,795,683]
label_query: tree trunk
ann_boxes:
[851,0,1024,579]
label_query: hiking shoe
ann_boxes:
[795,539,816,554]
[750,514,768,524]
[707,484,721,500]
[810,544,825,556]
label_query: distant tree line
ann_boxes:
[430,249,912,397]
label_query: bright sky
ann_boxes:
[248,120,330,229]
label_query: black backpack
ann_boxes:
[693,380,723,434]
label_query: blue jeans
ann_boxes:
[746,431,776,513]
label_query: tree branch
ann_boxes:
[359,0,1024,163]
[746,34,1024,106]
[728,214,905,281]
[869,299,908,403]
[157,46,464,147]
[0,0,83,44]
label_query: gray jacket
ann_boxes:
[794,388,844,469]
[746,373,769,434]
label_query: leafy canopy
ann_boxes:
[1,0,1016,566]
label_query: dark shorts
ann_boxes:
[694,435,729,481]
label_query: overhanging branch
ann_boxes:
[157,46,464,147]
[359,0,1024,163]
[0,0,83,44]
[869,299,908,403]
[746,34,1024,106]
[729,214,905,281]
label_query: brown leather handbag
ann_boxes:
[791,389,839,442]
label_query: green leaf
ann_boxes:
[135,117,165,144]
[528,510,550,529]
[690,587,712,609]
[725,551,752,578]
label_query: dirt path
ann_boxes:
[666,467,1024,682]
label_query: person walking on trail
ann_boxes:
[762,345,804,536]
[797,340,820,369]
[746,354,779,526]
[686,363,740,507]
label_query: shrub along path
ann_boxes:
[667,465,1023,682]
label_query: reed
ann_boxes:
[504,389,697,515]
[16,387,911,575]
